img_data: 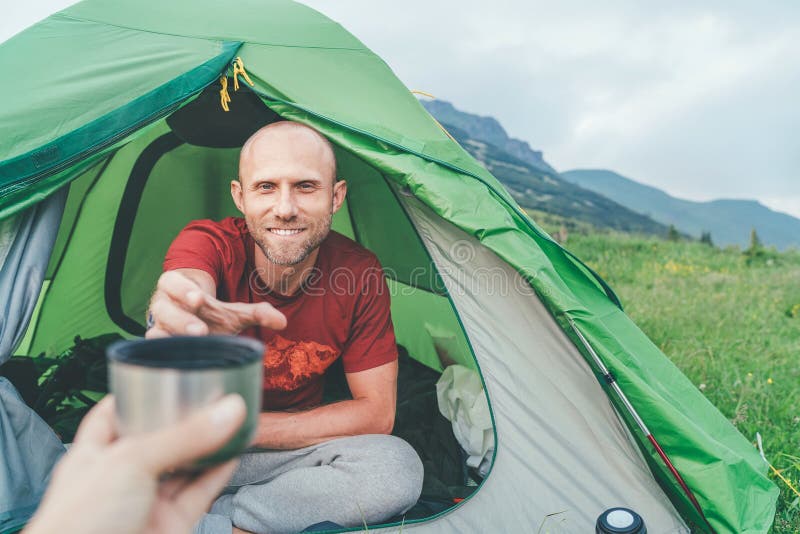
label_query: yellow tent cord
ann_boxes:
[757,432,800,500]
[431,117,456,142]
[411,90,435,98]
[409,89,456,141]
[218,57,254,111]
[232,56,255,92]
[769,462,800,500]
[219,76,231,112]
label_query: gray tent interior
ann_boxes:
[1,191,68,534]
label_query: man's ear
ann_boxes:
[231,179,245,214]
[332,179,347,214]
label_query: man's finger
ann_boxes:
[73,396,117,447]
[202,300,286,332]
[252,302,287,330]
[150,297,208,336]
[132,394,246,475]
[190,293,237,333]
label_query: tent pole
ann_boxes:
[566,317,717,534]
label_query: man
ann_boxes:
[146,121,423,534]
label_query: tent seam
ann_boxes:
[52,13,366,51]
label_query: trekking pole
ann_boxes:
[566,316,717,534]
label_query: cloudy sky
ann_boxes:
[5,1,800,216]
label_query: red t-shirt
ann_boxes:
[163,217,398,411]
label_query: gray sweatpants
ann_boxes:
[194,434,424,534]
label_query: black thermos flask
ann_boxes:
[596,507,647,534]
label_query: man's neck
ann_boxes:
[253,247,320,297]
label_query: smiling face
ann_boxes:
[231,122,346,267]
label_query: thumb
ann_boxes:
[73,395,117,448]
[132,394,247,475]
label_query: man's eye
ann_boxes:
[298,182,314,190]
[259,183,274,191]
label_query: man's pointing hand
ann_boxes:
[146,270,287,338]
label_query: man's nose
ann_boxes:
[274,189,298,219]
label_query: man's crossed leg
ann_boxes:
[195,434,423,534]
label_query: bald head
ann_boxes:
[230,121,347,268]
[238,121,336,186]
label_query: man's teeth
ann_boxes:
[270,228,304,236]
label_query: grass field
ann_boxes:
[557,229,800,532]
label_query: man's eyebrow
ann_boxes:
[247,176,324,186]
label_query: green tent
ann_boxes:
[0,0,778,532]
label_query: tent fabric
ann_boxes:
[0,188,67,362]
[0,14,239,184]
[0,188,67,534]
[0,1,779,532]
[0,379,66,534]
[393,195,687,532]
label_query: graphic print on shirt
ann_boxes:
[262,334,340,392]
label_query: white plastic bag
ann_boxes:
[436,365,494,477]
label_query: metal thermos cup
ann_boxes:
[107,335,264,470]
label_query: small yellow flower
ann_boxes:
[747,372,753,378]
[767,378,774,385]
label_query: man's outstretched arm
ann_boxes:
[148,269,397,450]
[251,359,398,450]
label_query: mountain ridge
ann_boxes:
[431,118,669,235]
[561,169,800,249]
[421,98,799,248]
[422,100,557,175]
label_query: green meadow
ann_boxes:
[556,227,800,531]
